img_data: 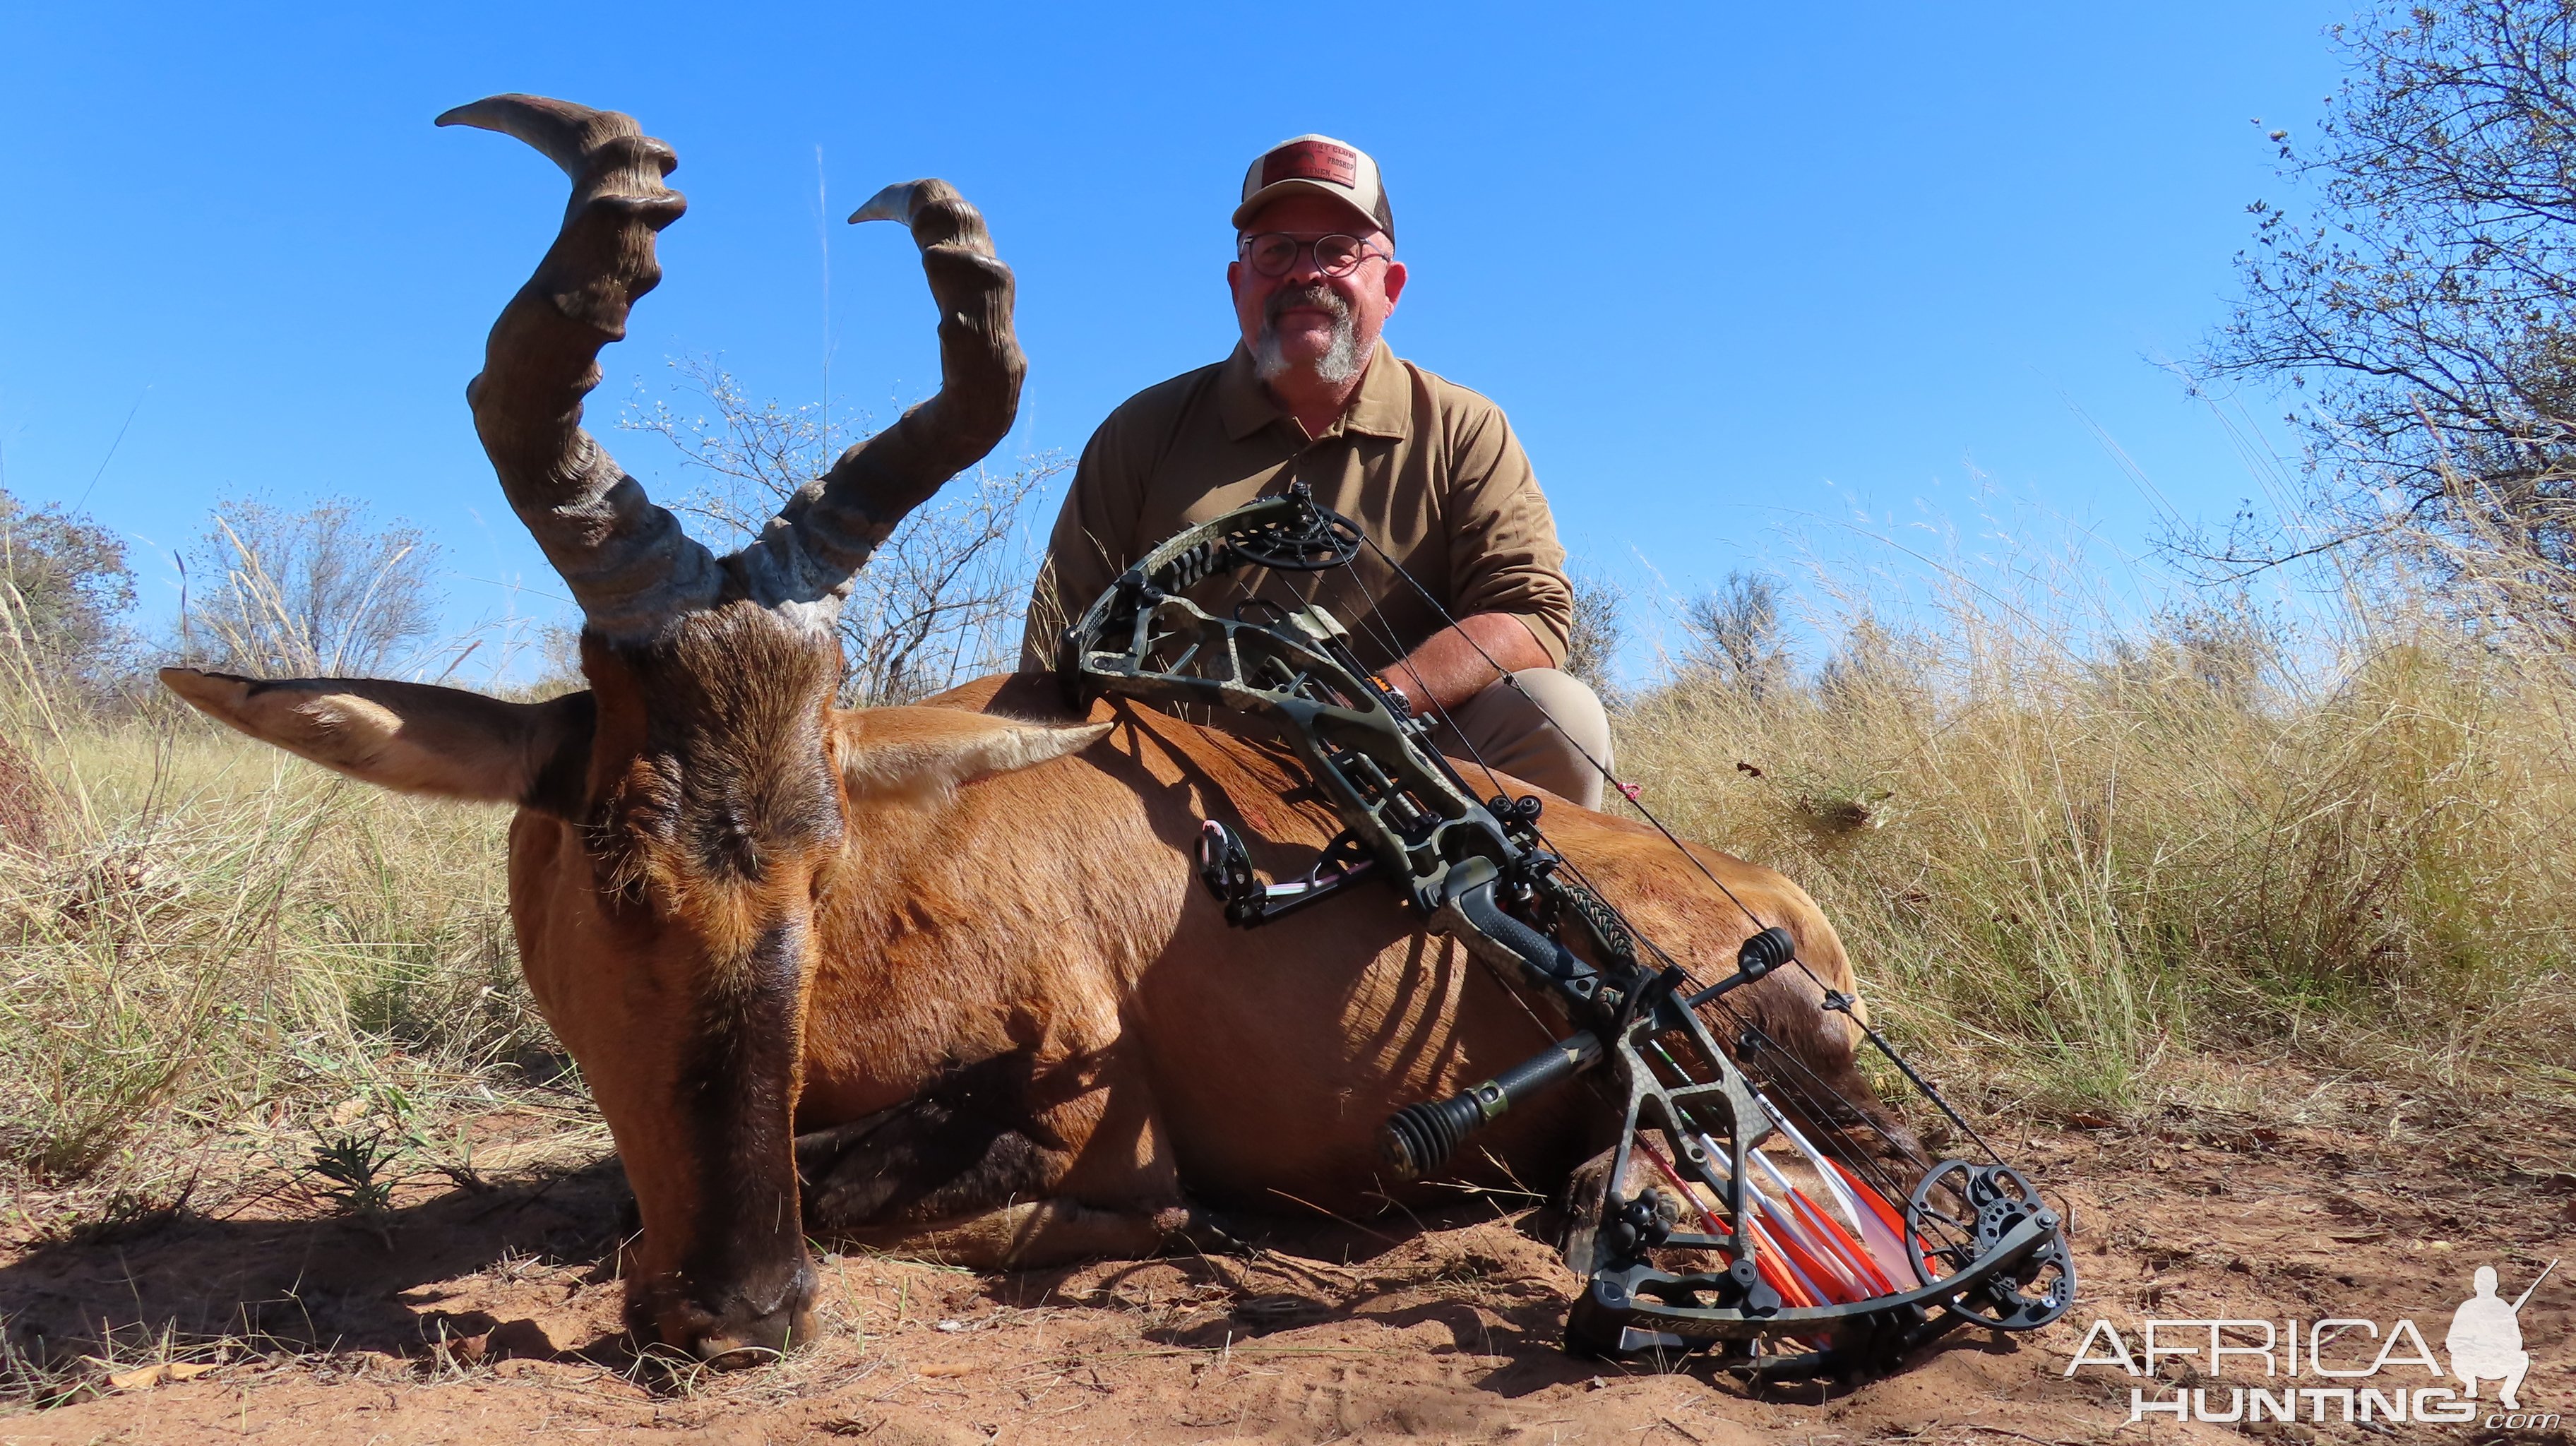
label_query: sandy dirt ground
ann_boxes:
[3,1068,2570,1445]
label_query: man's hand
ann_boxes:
[1384,613,1551,719]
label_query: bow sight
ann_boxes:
[1059,483,2074,1377]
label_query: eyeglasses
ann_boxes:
[1238,232,1390,279]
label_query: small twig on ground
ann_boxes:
[1261,1187,1402,1246]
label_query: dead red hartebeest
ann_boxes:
[161,96,1899,1366]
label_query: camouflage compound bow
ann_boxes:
[1059,483,2073,1378]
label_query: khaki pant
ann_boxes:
[1423,668,1616,811]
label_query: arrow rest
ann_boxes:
[1225,479,1366,571]
[1063,488,2075,1379]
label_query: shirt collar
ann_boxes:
[1217,339,1412,444]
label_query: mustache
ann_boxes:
[1264,284,1352,326]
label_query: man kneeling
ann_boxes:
[1021,133,1611,804]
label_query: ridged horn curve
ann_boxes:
[846,181,926,227]
[437,95,629,178]
[441,94,720,640]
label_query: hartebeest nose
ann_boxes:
[692,1313,814,1369]
[686,1262,821,1369]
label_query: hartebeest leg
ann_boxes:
[832,1199,1195,1270]
[794,1048,1222,1267]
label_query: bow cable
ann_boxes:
[1068,484,2077,1366]
[1319,535,1989,1218]
[1348,530,2008,1171]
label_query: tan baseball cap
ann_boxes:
[1232,135,1395,240]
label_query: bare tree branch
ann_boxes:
[621,356,1063,705]
[1680,572,1792,700]
[183,496,440,678]
[2203,0,2576,602]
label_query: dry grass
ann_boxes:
[1616,538,2576,1118]
[5,494,2573,1257]
[0,582,564,1245]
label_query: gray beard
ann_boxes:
[1254,289,1366,386]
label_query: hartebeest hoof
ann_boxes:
[1155,1202,1256,1258]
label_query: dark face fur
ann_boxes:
[573,602,850,1361]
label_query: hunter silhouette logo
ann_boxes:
[2065,1257,2560,1428]
[2450,1261,2555,1411]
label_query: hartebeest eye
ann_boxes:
[703,806,763,881]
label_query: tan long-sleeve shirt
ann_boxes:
[1019,340,1573,673]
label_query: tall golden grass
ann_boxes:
[1619,534,2576,1115]
[6,502,2573,1217]
[0,581,551,1222]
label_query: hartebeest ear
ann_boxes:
[159,668,595,818]
[836,707,1111,805]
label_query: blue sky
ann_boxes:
[0,2,2352,680]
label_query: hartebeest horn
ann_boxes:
[730,179,1025,617]
[439,95,722,640]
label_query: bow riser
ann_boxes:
[1063,483,2076,1379]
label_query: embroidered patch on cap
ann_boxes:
[1262,140,1359,189]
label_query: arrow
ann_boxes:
[2510,1259,2558,1314]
